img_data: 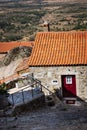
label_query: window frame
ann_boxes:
[66,76,72,84]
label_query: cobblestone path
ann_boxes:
[0,104,87,130]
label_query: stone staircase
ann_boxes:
[0,75,60,117]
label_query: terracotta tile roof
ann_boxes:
[0,41,34,53]
[0,73,19,84]
[28,31,87,66]
[16,58,29,72]
[0,58,30,85]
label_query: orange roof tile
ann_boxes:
[0,73,19,84]
[28,31,87,66]
[0,41,34,53]
[16,58,29,72]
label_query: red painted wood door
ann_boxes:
[62,75,76,98]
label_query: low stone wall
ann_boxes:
[12,94,45,115]
[0,94,9,110]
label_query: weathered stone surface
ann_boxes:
[29,66,87,101]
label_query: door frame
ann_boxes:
[61,75,77,98]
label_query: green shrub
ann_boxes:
[73,23,87,30]
[0,83,7,94]
[4,35,22,41]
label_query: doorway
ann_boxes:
[61,75,76,98]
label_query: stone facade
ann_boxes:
[29,66,87,101]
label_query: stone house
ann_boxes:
[28,31,87,103]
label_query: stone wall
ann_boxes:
[29,66,87,101]
[12,94,45,115]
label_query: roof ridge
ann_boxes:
[37,30,87,34]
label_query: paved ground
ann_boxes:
[0,102,87,130]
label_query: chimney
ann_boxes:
[43,21,50,32]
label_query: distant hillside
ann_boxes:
[0,0,73,2]
[0,0,86,2]
[0,0,87,42]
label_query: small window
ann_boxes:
[66,76,72,84]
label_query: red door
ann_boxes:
[62,75,76,98]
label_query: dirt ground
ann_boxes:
[0,101,87,130]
